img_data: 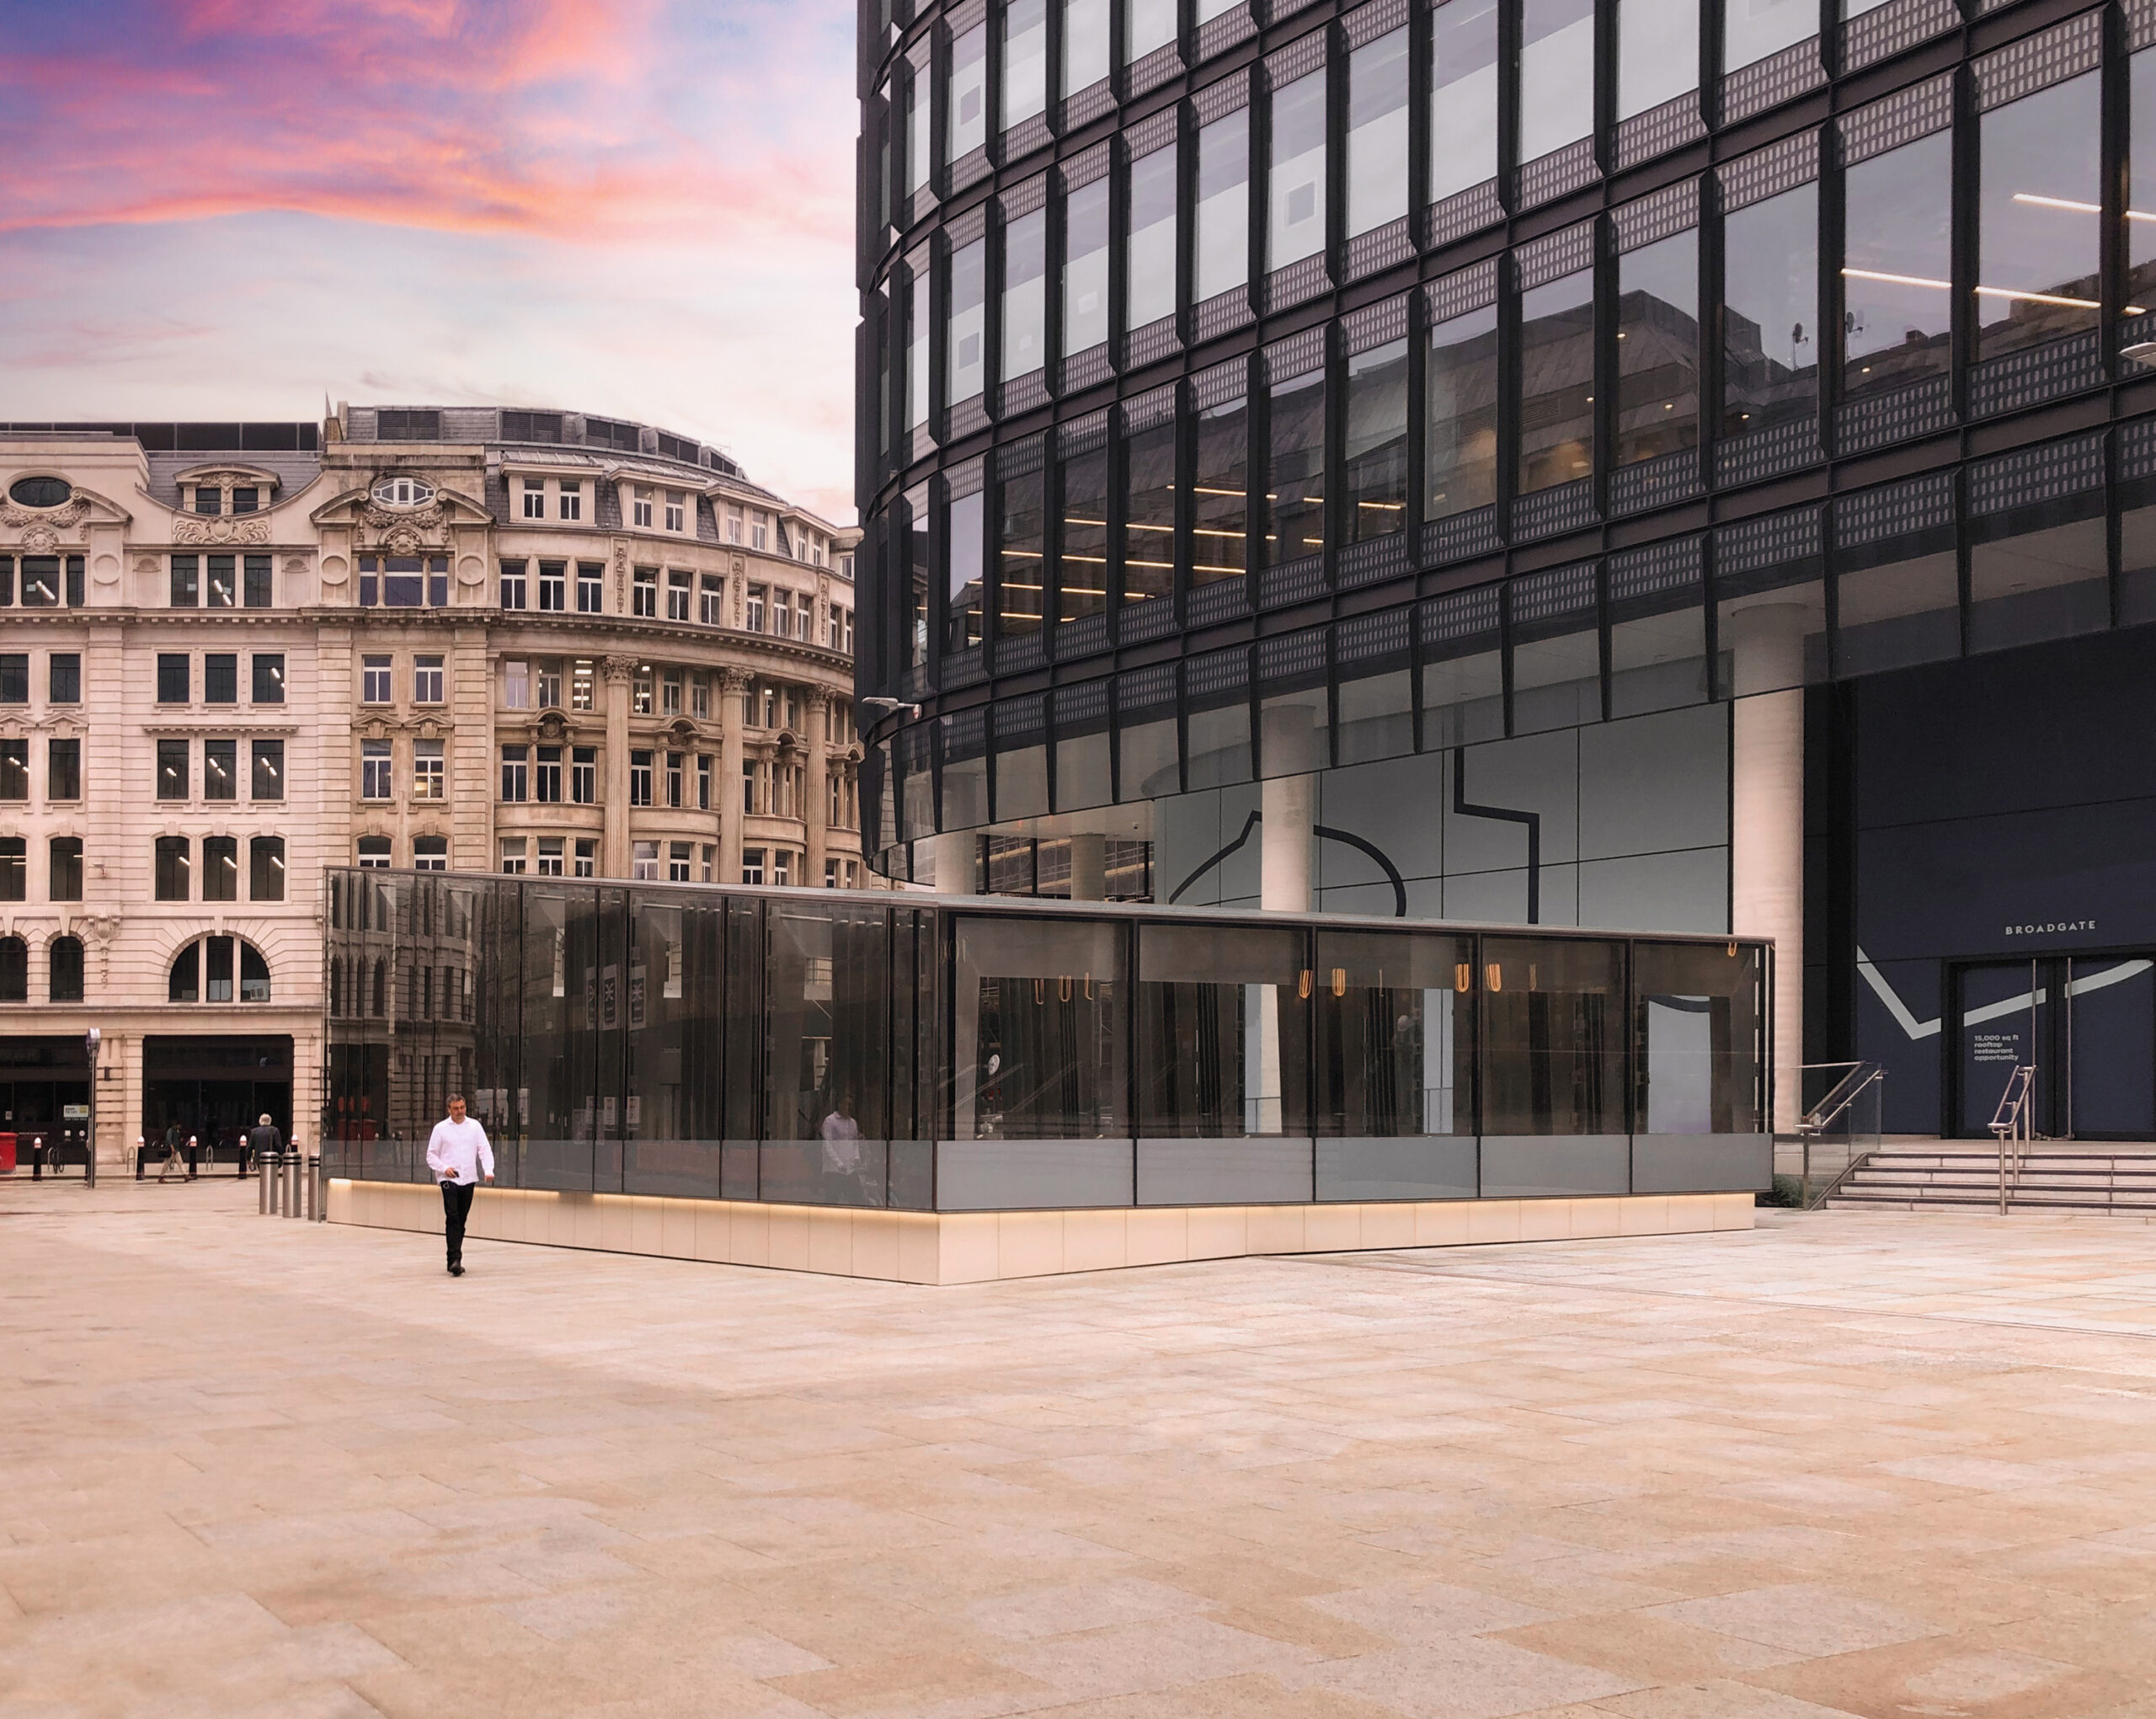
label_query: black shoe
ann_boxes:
[450,1263,465,1276]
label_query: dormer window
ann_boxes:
[371,475,436,508]
[232,487,259,514]
[632,488,654,529]
[8,476,72,509]
[195,487,222,515]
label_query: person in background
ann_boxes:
[246,1113,283,1172]
[424,1093,494,1278]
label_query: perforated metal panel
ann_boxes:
[1000,174,1048,218]
[1975,11,2103,110]
[1258,628,1329,686]
[1609,534,1704,603]
[1716,415,1823,488]
[1611,447,1703,515]
[1060,141,1112,190]
[1059,611,1109,658]
[1719,36,1822,125]
[1517,136,1599,211]
[1339,532,1410,586]
[1421,581,1502,645]
[1347,218,1416,281]
[1835,470,1956,549]
[1119,663,1178,714]
[946,454,986,499]
[943,706,987,755]
[1263,324,1329,382]
[996,694,1047,739]
[1188,576,1251,624]
[1719,130,1819,211]
[1967,431,2105,515]
[1121,382,1181,434]
[1198,3,1256,59]
[1187,647,1251,702]
[1716,504,1823,578]
[1843,0,1961,73]
[1511,476,1598,541]
[1061,78,1116,130]
[2132,0,2156,51]
[1512,560,1598,623]
[1195,286,1256,344]
[1193,355,1251,409]
[2121,414,2156,482]
[1056,678,1111,726]
[996,435,1046,479]
[1614,91,1705,170]
[1193,67,1252,121]
[1123,593,1182,638]
[1422,506,1501,566]
[1059,409,1110,457]
[1259,553,1328,608]
[1126,104,1180,156]
[1343,293,1411,354]
[1262,254,1333,313]
[1267,28,1330,85]
[1060,345,1114,394]
[1613,179,1699,253]
[993,628,1045,674]
[1839,73,1954,164]
[1425,181,1506,249]
[1126,314,1183,370]
[944,202,987,247]
[998,371,1050,418]
[1344,0,1408,45]
[1837,373,1954,454]
[1424,259,1498,323]
[1338,606,1412,663]
[1517,220,1596,289]
[1967,332,2104,419]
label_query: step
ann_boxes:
[1827,1188,2156,1212]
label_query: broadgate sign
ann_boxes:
[2004,920,2097,937]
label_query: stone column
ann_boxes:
[1069,832,1107,901]
[600,654,635,880]
[915,832,976,894]
[1259,702,1320,913]
[804,689,831,888]
[1726,603,1807,1133]
[718,669,750,884]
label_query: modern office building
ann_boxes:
[853,0,2156,1140]
[0,408,862,1167]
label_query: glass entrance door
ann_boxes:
[1953,956,2156,1140]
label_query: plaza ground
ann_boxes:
[3,1181,2154,1718]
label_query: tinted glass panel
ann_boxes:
[1123,419,1177,607]
[1348,28,1408,237]
[1616,229,1699,467]
[1519,0,1594,161]
[1481,937,1626,1134]
[1064,179,1111,354]
[1262,368,1325,567]
[1518,268,1595,494]
[1431,0,1499,201]
[1002,208,1047,379]
[1137,923,1309,1136]
[1343,339,1408,542]
[1268,70,1326,270]
[1843,131,1951,403]
[1632,942,1764,1134]
[1426,304,1499,516]
[1193,394,1250,586]
[1620,0,1697,120]
[1315,932,1476,1136]
[953,916,1124,1139]
[1721,182,1819,442]
[1128,144,1177,329]
[1977,74,2100,366]
[1196,110,1251,301]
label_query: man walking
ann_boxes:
[424,1093,494,1277]
[246,1113,283,1173]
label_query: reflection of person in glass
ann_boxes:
[819,1094,862,1202]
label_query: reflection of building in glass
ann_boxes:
[855,0,2156,1142]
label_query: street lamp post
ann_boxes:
[83,1027,99,1188]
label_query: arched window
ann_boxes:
[328,957,343,1019]
[168,936,270,1004]
[0,936,25,1002]
[48,935,83,1003]
[371,958,387,1017]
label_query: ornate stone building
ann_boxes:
[0,405,860,1168]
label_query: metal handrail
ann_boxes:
[1796,1060,1886,1208]
[1988,1063,2035,1215]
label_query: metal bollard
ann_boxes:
[259,1149,276,1215]
[280,1150,300,1218]
[305,1153,321,1221]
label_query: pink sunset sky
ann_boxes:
[0,0,862,521]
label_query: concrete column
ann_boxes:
[600,654,634,879]
[916,831,976,894]
[1068,832,1107,901]
[804,689,831,888]
[719,669,750,884]
[1727,603,1807,1133]
[1259,701,1319,913]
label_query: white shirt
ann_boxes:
[424,1116,494,1185]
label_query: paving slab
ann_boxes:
[2,1182,2154,1716]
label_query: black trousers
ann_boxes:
[440,1179,477,1266]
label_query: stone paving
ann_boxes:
[3,1178,2156,1719]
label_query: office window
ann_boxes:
[1518,264,1596,493]
[503,659,531,709]
[1065,179,1111,356]
[662,671,683,716]
[204,553,237,609]
[251,738,284,801]
[19,556,73,608]
[168,939,198,1001]
[1431,0,1499,202]
[205,738,237,801]
[535,745,563,803]
[1520,0,1594,164]
[1262,366,1325,567]
[1620,0,1697,121]
[157,654,189,704]
[726,503,744,543]
[170,554,200,607]
[753,510,770,551]
[743,847,768,884]
[203,835,239,902]
[577,563,604,612]
[157,738,189,800]
[1196,112,1251,305]
[633,489,654,529]
[691,673,710,718]
[558,483,583,521]
[155,836,191,901]
[413,835,448,871]
[49,653,80,702]
[538,560,566,611]
[355,553,449,608]
[244,553,272,607]
[499,745,528,802]
[633,665,654,715]
[667,568,691,620]
[571,745,596,803]
[746,583,767,631]
[361,654,392,704]
[1193,392,1250,588]
[360,739,393,801]
[357,835,392,869]
[697,753,713,810]
[1267,69,1326,272]
[665,493,686,532]
[0,558,9,606]
[205,653,237,704]
[1723,184,1818,443]
[0,837,21,901]
[536,836,565,877]
[1059,442,1110,623]
[1127,0,1175,63]
[522,478,545,520]
[949,238,987,408]
[500,560,529,608]
[2132,49,2156,318]
[414,654,444,704]
[574,836,597,877]
[1065,0,1110,93]
[630,749,654,806]
[195,485,221,515]
[251,653,285,703]
[668,840,692,883]
[536,661,562,708]
[1004,0,1048,129]
[908,269,931,434]
[501,837,529,874]
[1844,130,1951,403]
[48,934,83,1003]
[1348,28,1409,238]
[744,760,761,811]
[1616,229,1700,467]
[1128,142,1177,332]
[666,750,684,808]
[949,487,987,649]
[1426,300,1500,516]
[632,840,661,882]
[0,655,22,704]
[0,739,23,799]
[414,739,446,800]
[999,467,1047,638]
[633,565,658,617]
[1344,338,1409,542]
[1726,0,1813,75]
[48,838,82,903]
[772,851,793,888]
[1977,72,2100,367]
[948,19,988,161]
[1001,208,1048,382]
[231,486,259,514]
[47,738,80,801]
[700,572,723,623]
[251,835,285,900]
[702,844,716,884]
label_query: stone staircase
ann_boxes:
[1828,1146,2156,1214]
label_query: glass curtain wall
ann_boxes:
[1427,302,1500,516]
[1518,266,1596,493]
[1064,179,1112,357]
[1002,209,1048,382]
[1122,414,1178,609]
[1263,366,1326,568]
[1194,391,1251,589]
[998,465,1047,640]
[1619,0,1697,120]
[1725,0,1813,75]
[1348,28,1409,238]
[1721,181,1818,441]
[1065,0,1111,93]
[947,239,986,409]
[1344,339,1410,544]
[1843,130,1952,403]
[1196,110,1251,302]
[1128,142,1178,332]
[1518,0,1595,165]
[1976,72,2100,367]
[1269,71,1327,271]
[2130,50,2156,323]
[1430,0,1499,203]
[947,484,986,649]
[1002,0,1047,130]
[947,21,988,160]
[1615,230,1700,467]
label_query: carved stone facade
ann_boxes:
[0,407,862,1171]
